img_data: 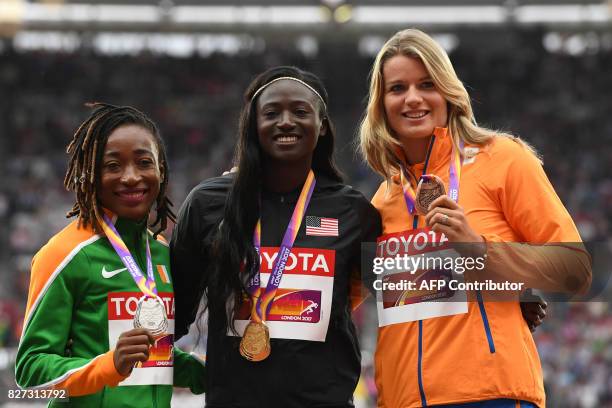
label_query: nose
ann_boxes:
[404,86,423,107]
[120,164,141,185]
[276,110,295,131]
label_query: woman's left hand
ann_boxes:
[520,297,548,332]
[425,195,484,244]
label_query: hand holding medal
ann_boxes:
[412,177,484,261]
[424,194,483,245]
[113,328,155,376]
[401,138,484,254]
[414,173,480,242]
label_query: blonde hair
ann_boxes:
[359,28,538,180]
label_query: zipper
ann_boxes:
[408,137,437,230]
[476,290,496,353]
[152,384,158,408]
[413,135,436,407]
[133,227,147,275]
[417,320,427,407]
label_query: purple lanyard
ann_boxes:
[399,138,464,216]
[99,214,157,297]
[246,170,316,323]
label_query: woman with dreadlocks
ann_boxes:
[171,66,382,407]
[16,103,206,407]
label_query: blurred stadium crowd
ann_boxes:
[0,29,610,407]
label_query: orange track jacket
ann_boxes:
[371,128,591,408]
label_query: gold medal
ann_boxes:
[415,174,446,215]
[239,321,271,362]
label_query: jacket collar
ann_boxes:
[262,170,340,204]
[101,208,148,240]
[392,127,453,183]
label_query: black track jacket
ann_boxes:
[171,172,381,407]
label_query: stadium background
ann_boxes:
[0,0,610,406]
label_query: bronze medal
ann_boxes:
[239,321,271,362]
[415,174,446,215]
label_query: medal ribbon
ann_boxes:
[399,136,464,215]
[247,170,316,323]
[99,214,157,297]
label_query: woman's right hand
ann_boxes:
[113,328,155,376]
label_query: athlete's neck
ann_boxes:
[401,135,433,165]
[262,158,312,193]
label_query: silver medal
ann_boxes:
[134,296,168,336]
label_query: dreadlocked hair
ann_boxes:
[64,102,175,237]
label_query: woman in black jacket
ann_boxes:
[171,66,381,408]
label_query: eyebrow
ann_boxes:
[260,99,316,107]
[386,76,432,85]
[103,148,155,157]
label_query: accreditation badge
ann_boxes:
[108,292,175,386]
[374,227,468,326]
[230,247,335,342]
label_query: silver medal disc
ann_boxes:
[134,296,168,336]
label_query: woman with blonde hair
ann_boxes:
[360,29,590,407]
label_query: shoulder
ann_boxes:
[319,180,381,237]
[184,175,232,208]
[468,136,542,184]
[152,233,170,248]
[371,179,402,212]
[317,176,377,213]
[26,220,101,322]
[342,184,379,217]
[484,135,541,167]
[370,181,387,210]
[177,175,232,223]
[174,175,231,241]
[33,220,100,275]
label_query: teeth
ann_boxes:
[121,192,144,198]
[277,136,298,142]
[405,112,427,119]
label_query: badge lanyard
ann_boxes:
[399,137,464,226]
[246,170,316,324]
[99,214,157,297]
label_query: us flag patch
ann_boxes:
[305,216,338,237]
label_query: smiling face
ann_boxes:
[97,124,162,221]
[383,55,448,147]
[256,79,327,166]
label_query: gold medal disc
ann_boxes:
[415,174,446,215]
[239,321,271,362]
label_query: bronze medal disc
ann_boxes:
[240,322,271,362]
[415,175,446,215]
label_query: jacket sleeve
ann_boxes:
[15,251,127,396]
[350,193,383,310]
[481,141,592,294]
[172,347,206,394]
[171,188,209,339]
